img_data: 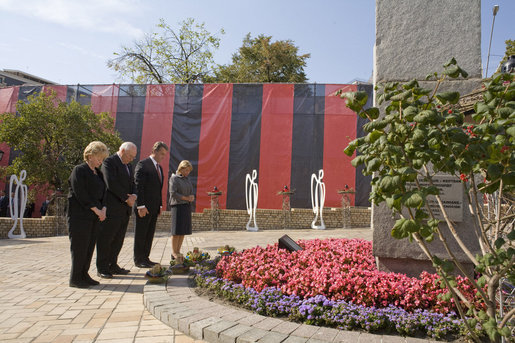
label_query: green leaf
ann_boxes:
[487,164,504,180]
[507,229,515,241]
[363,119,388,132]
[441,260,454,273]
[402,191,425,208]
[386,195,402,211]
[436,92,460,104]
[390,90,412,101]
[366,157,381,173]
[507,125,515,137]
[443,57,457,67]
[344,140,357,156]
[342,91,369,113]
[412,128,426,144]
[428,219,440,228]
[501,172,515,186]
[351,155,366,167]
[403,106,418,120]
[402,79,419,89]
[474,102,491,116]
[477,276,487,288]
[495,238,506,250]
[366,130,383,144]
[392,218,419,239]
[378,175,401,193]
[364,107,380,119]
[443,65,459,77]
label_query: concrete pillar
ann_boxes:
[373,0,483,277]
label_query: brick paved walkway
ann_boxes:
[0,227,439,342]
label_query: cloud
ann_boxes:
[0,0,144,38]
[57,42,106,60]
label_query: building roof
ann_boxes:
[0,69,56,87]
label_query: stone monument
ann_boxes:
[373,0,483,276]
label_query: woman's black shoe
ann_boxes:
[83,274,100,285]
[69,280,90,289]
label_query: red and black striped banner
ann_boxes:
[0,84,372,213]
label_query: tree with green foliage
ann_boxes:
[340,59,514,342]
[209,33,310,83]
[496,39,515,73]
[107,18,224,84]
[0,90,123,193]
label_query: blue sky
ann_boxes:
[0,0,513,85]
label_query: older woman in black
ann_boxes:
[68,141,109,288]
[169,160,194,260]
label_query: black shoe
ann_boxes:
[70,280,90,289]
[146,260,158,266]
[111,265,130,275]
[83,274,100,285]
[135,261,153,268]
[97,271,113,279]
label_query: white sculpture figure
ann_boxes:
[245,169,259,232]
[8,170,28,239]
[311,169,326,230]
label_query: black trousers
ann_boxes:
[68,216,100,283]
[96,212,130,272]
[134,211,158,263]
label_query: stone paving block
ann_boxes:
[236,328,270,343]
[281,336,308,343]
[147,296,172,312]
[308,327,339,342]
[357,332,382,343]
[237,313,266,327]
[290,324,319,339]
[189,317,222,340]
[306,339,327,343]
[405,338,429,343]
[178,312,213,335]
[333,330,361,343]
[222,310,249,322]
[154,303,184,321]
[164,309,198,329]
[219,323,253,343]
[257,331,288,343]
[204,320,239,342]
[383,334,407,343]
[251,317,283,331]
[270,321,301,335]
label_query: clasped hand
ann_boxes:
[126,194,137,207]
[138,207,149,218]
[92,207,107,221]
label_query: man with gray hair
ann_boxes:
[96,142,138,278]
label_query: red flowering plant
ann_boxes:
[216,239,481,314]
[338,59,514,342]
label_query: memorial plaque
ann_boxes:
[407,175,463,222]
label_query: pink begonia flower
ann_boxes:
[216,238,484,313]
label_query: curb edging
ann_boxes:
[143,273,439,343]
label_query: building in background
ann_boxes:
[0,69,56,88]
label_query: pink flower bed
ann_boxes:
[216,238,481,313]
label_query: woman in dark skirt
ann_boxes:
[68,141,109,288]
[169,160,194,260]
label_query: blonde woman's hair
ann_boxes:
[176,160,193,174]
[83,141,109,162]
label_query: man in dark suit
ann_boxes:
[133,141,168,268]
[96,142,138,278]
